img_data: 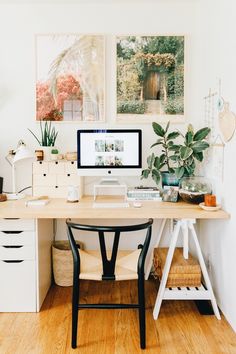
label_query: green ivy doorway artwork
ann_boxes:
[116,35,185,123]
[36,34,105,122]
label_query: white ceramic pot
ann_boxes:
[41,146,53,161]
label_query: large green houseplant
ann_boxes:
[141,121,210,185]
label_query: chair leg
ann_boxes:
[138,275,146,349]
[72,278,80,349]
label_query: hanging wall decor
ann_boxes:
[36,34,105,122]
[116,35,185,123]
[218,100,236,142]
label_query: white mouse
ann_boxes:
[133,202,142,208]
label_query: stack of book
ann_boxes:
[127,187,162,201]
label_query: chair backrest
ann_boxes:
[66,219,153,280]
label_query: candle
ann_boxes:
[204,194,216,207]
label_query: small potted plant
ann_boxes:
[50,148,59,161]
[141,121,211,186]
[28,120,58,161]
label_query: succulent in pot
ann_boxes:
[141,121,211,186]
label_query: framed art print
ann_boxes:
[36,34,105,122]
[116,35,185,123]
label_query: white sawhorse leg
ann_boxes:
[145,219,167,280]
[153,219,221,320]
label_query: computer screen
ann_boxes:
[77,129,142,176]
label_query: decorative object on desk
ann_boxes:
[162,186,179,202]
[204,194,216,207]
[0,176,3,193]
[28,120,58,161]
[67,185,79,203]
[35,149,44,161]
[36,34,105,122]
[161,171,179,187]
[0,194,7,202]
[5,140,34,200]
[199,202,221,211]
[116,35,185,123]
[52,240,83,286]
[141,121,211,186]
[153,247,201,287]
[25,196,50,206]
[65,151,77,161]
[50,148,59,161]
[179,176,212,204]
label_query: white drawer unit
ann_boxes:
[0,218,53,313]
[33,161,83,198]
[0,260,36,312]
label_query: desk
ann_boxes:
[0,196,229,316]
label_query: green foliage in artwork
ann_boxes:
[117,101,147,114]
[164,97,184,114]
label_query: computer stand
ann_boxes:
[93,178,127,201]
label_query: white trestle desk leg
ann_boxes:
[188,221,221,320]
[181,221,189,260]
[145,219,167,280]
[153,220,181,320]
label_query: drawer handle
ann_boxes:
[3,245,23,249]
[3,218,20,220]
[3,260,24,263]
[43,174,47,177]
[2,231,23,234]
[67,174,70,177]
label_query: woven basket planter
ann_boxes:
[52,240,82,287]
[153,247,201,287]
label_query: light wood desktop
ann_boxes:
[0,196,229,316]
[0,195,229,220]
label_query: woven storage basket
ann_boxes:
[153,247,201,287]
[52,240,82,287]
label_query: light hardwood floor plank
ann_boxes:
[1,279,236,354]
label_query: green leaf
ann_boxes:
[193,151,203,161]
[165,121,170,133]
[193,127,211,141]
[168,144,180,152]
[154,156,160,169]
[160,154,166,164]
[141,169,150,179]
[174,166,185,179]
[152,122,165,137]
[179,146,193,160]
[147,153,155,169]
[185,131,193,145]
[184,165,194,176]
[191,141,209,152]
[167,132,180,140]
[152,169,161,185]
[169,155,178,161]
[151,138,163,148]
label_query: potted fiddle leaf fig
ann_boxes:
[141,121,210,186]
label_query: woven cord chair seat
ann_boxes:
[79,249,141,281]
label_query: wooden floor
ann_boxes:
[1,279,236,354]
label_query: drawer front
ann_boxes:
[33,174,57,186]
[33,185,67,198]
[33,161,49,174]
[0,245,35,260]
[0,260,36,312]
[57,174,81,186]
[48,161,65,174]
[65,161,77,174]
[0,231,35,246]
[0,219,35,231]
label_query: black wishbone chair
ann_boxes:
[66,218,153,349]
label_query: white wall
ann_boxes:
[194,0,236,332]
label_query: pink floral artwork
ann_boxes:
[36,34,105,121]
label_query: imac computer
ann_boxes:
[77,129,142,177]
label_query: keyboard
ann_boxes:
[93,202,130,208]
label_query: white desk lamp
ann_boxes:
[6,140,34,200]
